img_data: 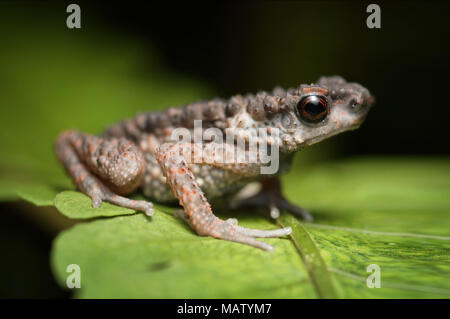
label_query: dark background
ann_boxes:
[1,0,449,298]
[87,1,450,156]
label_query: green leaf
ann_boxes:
[48,157,450,299]
[52,211,315,298]
[282,158,450,298]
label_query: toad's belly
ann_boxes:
[140,153,251,203]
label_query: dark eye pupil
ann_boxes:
[297,95,329,123]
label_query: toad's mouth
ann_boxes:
[304,124,361,146]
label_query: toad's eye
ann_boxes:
[296,95,329,124]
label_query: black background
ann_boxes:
[82,1,450,156]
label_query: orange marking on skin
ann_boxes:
[69,164,83,174]
[73,138,82,148]
[163,128,172,137]
[317,88,328,95]
[62,149,71,157]
[75,172,87,183]
[88,143,96,153]
[178,167,185,174]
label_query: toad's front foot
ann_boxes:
[231,177,313,222]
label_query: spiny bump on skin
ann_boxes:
[263,95,281,115]
[203,99,226,120]
[247,93,267,121]
[226,95,245,117]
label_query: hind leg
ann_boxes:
[55,130,154,215]
[156,142,292,251]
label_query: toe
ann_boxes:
[225,218,238,225]
[91,196,102,208]
[269,204,280,219]
[144,205,154,216]
[207,219,275,251]
[233,224,292,238]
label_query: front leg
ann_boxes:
[231,177,313,221]
[155,143,292,251]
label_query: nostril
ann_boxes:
[351,93,375,112]
[348,97,362,112]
